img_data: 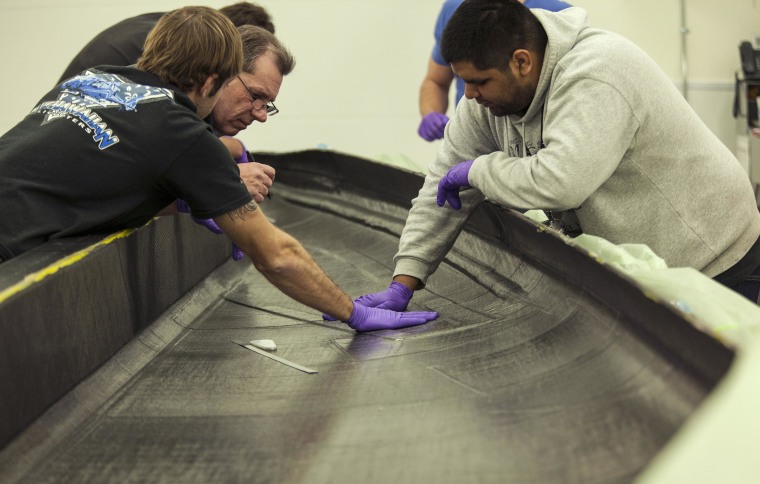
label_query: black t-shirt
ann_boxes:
[58,13,165,83]
[0,66,251,259]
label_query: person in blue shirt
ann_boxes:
[417,0,571,141]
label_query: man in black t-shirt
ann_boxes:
[58,3,279,204]
[1,8,246,259]
[0,7,438,332]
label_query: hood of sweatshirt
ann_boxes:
[508,7,589,126]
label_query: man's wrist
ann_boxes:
[392,274,421,292]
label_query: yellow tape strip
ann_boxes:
[0,228,138,304]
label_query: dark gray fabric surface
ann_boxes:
[0,189,725,483]
[0,216,231,451]
[0,151,733,483]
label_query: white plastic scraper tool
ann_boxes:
[249,339,276,351]
[233,340,318,374]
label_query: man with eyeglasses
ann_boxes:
[174,25,293,261]
[239,75,279,115]
[209,25,292,204]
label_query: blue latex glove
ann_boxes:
[417,112,449,141]
[323,282,413,321]
[346,302,438,332]
[436,160,474,210]
[175,200,244,261]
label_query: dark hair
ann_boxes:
[239,25,296,76]
[137,6,242,95]
[441,0,548,71]
[220,2,275,33]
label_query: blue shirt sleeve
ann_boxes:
[523,0,572,11]
[431,0,465,66]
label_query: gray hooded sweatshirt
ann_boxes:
[394,7,760,284]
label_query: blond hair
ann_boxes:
[137,6,242,95]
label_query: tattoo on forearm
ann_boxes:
[228,201,258,220]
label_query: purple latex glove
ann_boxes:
[175,199,244,261]
[322,281,413,321]
[436,160,474,210]
[233,139,249,164]
[346,302,438,332]
[417,112,449,141]
[221,136,250,164]
[355,281,413,311]
[230,246,245,261]
[176,199,223,233]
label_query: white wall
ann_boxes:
[1,0,759,174]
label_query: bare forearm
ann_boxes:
[215,205,353,320]
[256,239,354,320]
[419,57,455,116]
[214,204,439,332]
[419,79,450,116]
[392,274,421,291]
[219,136,245,160]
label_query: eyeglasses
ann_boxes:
[237,76,278,116]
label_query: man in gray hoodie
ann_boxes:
[353,0,760,311]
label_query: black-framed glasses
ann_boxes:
[237,76,278,116]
